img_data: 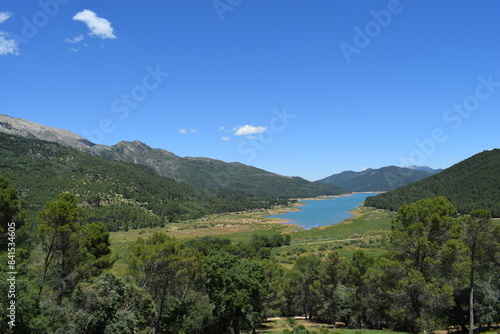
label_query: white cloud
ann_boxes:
[0,32,18,55]
[65,34,84,43]
[234,125,267,136]
[218,126,226,131]
[221,136,230,141]
[73,9,116,39]
[178,128,197,134]
[0,11,13,24]
[0,12,17,56]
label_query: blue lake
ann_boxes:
[267,193,379,230]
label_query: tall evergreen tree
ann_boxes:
[386,197,461,333]
[0,175,24,249]
[461,210,500,330]
[38,193,114,304]
[128,232,210,334]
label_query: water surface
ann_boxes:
[267,193,379,230]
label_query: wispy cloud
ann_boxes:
[65,34,84,44]
[0,13,18,56]
[221,136,230,141]
[178,128,197,134]
[0,32,17,55]
[73,9,116,40]
[233,125,267,136]
[0,11,13,24]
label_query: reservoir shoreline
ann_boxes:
[267,192,382,230]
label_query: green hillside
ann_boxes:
[0,115,346,198]
[364,149,500,216]
[0,133,286,231]
[318,166,433,192]
[101,140,346,198]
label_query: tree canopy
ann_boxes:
[1,172,498,333]
[365,149,500,216]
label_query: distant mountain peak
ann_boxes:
[406,165,442,174]
[317,165,435,192]
[114,140,153,150]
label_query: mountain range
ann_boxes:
[0,129,306,231]
[3,114,499,218]
[0,114,345,198]
[406,165,443,173]
[317,166,441,192]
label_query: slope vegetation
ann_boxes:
[100,140,346,198]
[318,166,434,192]
[365,149,500,216]
[0,114,345,198]
[0,133,285,230]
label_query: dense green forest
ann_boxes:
[0,133,289,231]
[365,149,500,216]
[1,175,499,333]
[96,140,347,198]
[0,115,345,199]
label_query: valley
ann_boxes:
[0,115,499,334]
[109,203,392,273]
[3,3,500,333]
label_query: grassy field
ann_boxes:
[292,206,393,243]
[109,206,300,273]
[109,203,393,273]
[256,317,407,334]
[271,206,393,268]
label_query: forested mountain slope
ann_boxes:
[99,140,346,198]
[0,114,345,198]
[317,166,434,192]
[0,132,285,230]
[365,149,500,216]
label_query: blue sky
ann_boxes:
[1,1,500,181]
